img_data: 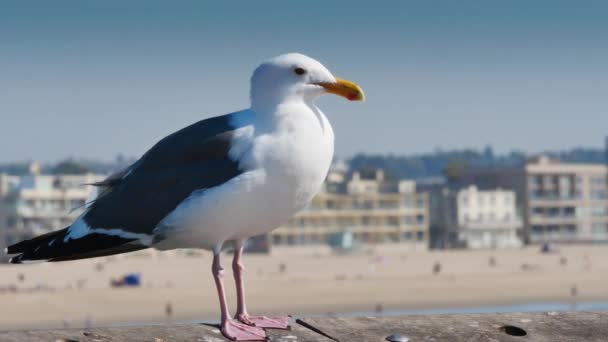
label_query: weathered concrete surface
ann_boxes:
[298,311,608,342]
[0,312,606,341]
[0,322,331,342]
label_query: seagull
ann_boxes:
[5,53,364,341]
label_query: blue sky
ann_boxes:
[0,1,607,162]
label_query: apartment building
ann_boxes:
[271,170,430,248]
[525,156,608,243]
[456,185,522,249]
[0,171,103,258]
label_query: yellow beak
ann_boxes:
[316,78,365,101]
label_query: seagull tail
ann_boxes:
[6,227,148,264]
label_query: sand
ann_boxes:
[0,244,607,330]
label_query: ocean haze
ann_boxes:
[1,1,607,162]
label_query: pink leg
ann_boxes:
[233,241,290,330]
[212,251,267,341]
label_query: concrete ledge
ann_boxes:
[1,311,606,341]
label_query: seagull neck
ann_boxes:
[250,101,279,116]
[250,96,307,119]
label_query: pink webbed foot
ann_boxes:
[238,314,291,329]
[222,319,268,341]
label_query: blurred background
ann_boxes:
[1,0,607,330]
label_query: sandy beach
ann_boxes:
[0,244,607,331]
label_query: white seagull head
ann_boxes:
[250,53,364,110]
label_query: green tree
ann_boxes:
[53,159,90,175]
[442,159,468,183]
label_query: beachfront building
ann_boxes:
[271,169,430,248]
[0,168,103,260]
[456,186,522,249]
[525,156,608,243]
[416,177,460,249]
[445,154,608,245]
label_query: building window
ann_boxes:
[531,225,544,234]
[403,216,414,225]
[272,235,282,245]
[591,223,608,236]
[564,207,576,217]
[461,196,468,206]
[416,231,424,241]
[547,207,559,217]
[387,217,399,226]
[591,207,608,217]
[532,207,544,215]
[563,225,576,235]
[591,191,608,200]
[379,200,398,209]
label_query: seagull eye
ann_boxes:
[294,67,306,76]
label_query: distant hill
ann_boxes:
[1,147,605,179]
[348,147,606,180]
[0,156,136,176]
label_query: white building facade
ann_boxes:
[0,172,103,259]
[525,156,608,243]
[456,185,522,249]
[273,170,430,249]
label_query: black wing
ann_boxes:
[85,110,253,235]
[7,110,254,263]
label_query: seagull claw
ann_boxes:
[222,319,267,341]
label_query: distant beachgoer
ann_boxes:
[375,303,383,314]
[279,262,287,274]
[541,242,556,254]
[17,273,25,282]
[488,256,496,267]
[165,302,173,323]
[433,261,442,275]
[570,284,578,297]
[570,284,578,310]
[560,256,568,266]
